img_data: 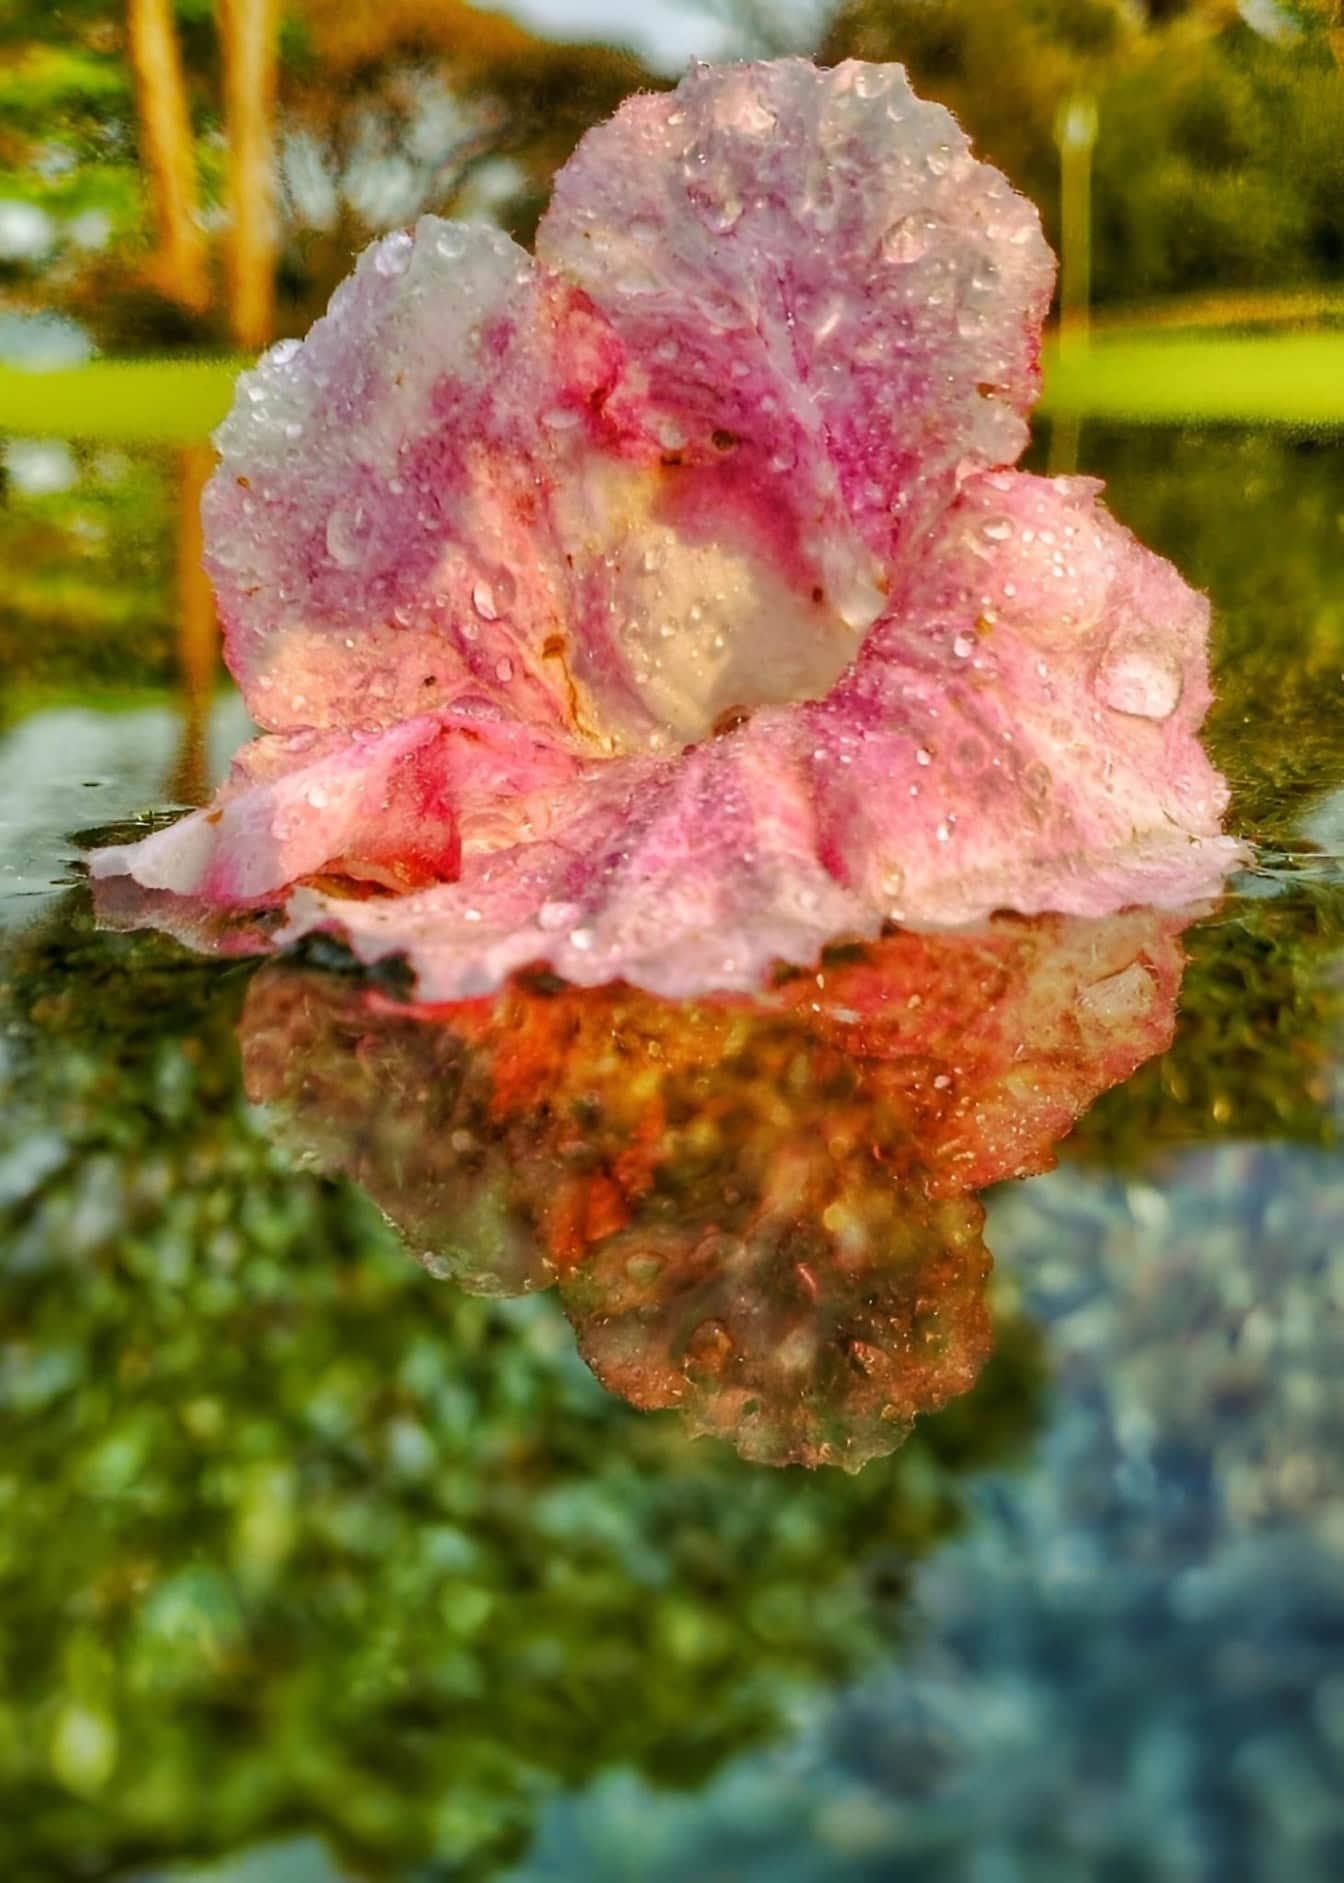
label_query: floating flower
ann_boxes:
[241,907,1190,1466]
[93,59,1242,997]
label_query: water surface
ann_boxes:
[1,422,1342,1881]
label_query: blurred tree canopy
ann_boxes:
[2,0,1341,354]
[821,0,1344,308]
[0,0,661,352]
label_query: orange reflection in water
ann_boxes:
[241,910,1192,1469]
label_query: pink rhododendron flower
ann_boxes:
[92,58,1244,998]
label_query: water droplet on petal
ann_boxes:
[374,229,413,278]
[472,580,500,622]
[325,502,366,567]
[881,214,934,265]
[1094,639,1184,720]
[538,899,580,932]
[686,1318,734,1368]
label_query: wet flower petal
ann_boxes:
[90,709,582,903]
[539,59,1051,580]
[203,223,625,740]
[92,58,1245,995]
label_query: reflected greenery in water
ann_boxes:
[2,839,1340,1874]
[0,901,1044,1879]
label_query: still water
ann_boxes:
[1,422,1342,1880]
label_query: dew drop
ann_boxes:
[686,1318,734,1366]
[325,503,366,567]
[881,214,934,265]
[537,899,580,932]
[472,580,500,622]
[710,191,744,234]
[1094,639,1184,720]
[374,229,413,278]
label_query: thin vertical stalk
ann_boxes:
[1050,92,1098,477]
[218,0,279,351]
[1056,93,1098,356]
[127,0,210,314]
[169,442,219,807]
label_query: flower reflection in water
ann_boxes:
[242,907,1193,1470]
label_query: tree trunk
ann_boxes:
[218,0,279,351]
[127,0,210,314]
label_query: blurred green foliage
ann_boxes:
[0,0,661,353]
[0,445,177,719]
[823,0,1344,308]
[0,903,1043,1883]
[2,0,1342,353]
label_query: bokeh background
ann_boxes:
[2,6,1344,1883]
[2,0,1343,759]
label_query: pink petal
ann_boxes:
[538,59,1054,576]
[90,708,581,908]
[800,469,1246,926]
[273,729,876,999]
[205,222,628,740]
